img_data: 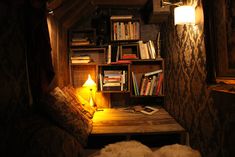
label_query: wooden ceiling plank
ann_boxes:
[53,0,83,20]
[62,0,96,29]
[93,0,148,6]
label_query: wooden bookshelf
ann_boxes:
[68,15,164,107]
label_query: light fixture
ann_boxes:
[174,6,195,25]
[161,0,196,25]
[83,74,96,108]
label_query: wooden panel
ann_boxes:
[93,0,148,6]
[71,65,96,87]
[144,0,170,24]
[92,107,185,135]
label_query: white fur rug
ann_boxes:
[93,140,152,157]
[92,141,201,157]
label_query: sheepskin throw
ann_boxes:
[91,141,201,157]
[93,141,152,157]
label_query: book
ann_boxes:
[149,40,156,59]
[138,41,148,59]
[144,70,163,77]
[71,40,90,46]
[140,106,159,115]
[122,54,138,59]
[116,45,120,62]
[144,78,152,95]
[110,15,133,20]
[110,60,131,64]
[132,72,139,96]
[156,32,161,58]
[107,44,111,64]
[71,59,91,64]
[156,73,164,95]
[140,76,147,95]
[103,82,121,86]
[149,75,157,95]
[143,43,150,59]
[71,55,91,60]
[99,73,103,91]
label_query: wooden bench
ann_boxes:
[88,107,186,148]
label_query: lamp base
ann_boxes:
[89,89,97,108]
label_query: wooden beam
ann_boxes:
[61,0,96,29]
[93,0,148,6]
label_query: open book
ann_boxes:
[140,106,159,115]
[128,105,159,115]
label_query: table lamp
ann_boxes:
[83,74,96,107]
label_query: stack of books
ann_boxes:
[100,70,127,91]
[70,55,92,64]
[70,37,91,46]
[132,69,163,96]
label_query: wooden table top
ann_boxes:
[91,107,185,135]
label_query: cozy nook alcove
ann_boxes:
[1,0,234,157]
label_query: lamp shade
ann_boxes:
[83,74,96,88]
[174,6,195,25]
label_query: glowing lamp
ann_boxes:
[83,74,96,107]
[174,6,196,25]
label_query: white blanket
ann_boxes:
[92,140,201,157]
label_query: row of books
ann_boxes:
[106,40,161,64]
[70,55,93,64]
[112,21,140,41]
[132,70,163,96]
[138,40,159,59]
[99,70,127,91]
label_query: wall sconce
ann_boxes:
[161,0,196,25]
[83,74,96,108]
[174,6,195,25]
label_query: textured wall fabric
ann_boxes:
[162,0,221,157]
[0,2,31,124]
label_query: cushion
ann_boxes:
[61,86,93,119]
[40,87,92,146]
[62,85,96,118]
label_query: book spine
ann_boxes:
[144,78,151,95]
[156,73,163,95]
[149,40,156,59]
[99,73,103,91]
[140,76,147,95]
[132,72,139,96]
[107,45,111,64]
[144,70,163,77]
[149,75,156,95]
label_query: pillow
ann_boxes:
[61,86,93,119]
[40,87,92,146]
[62,85,96,118]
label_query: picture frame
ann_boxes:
[120,43,139,60]
[204,0,235,84]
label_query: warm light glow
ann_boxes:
[174,6,196,25]
[83,74,96,107]
[83,74,96,88]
